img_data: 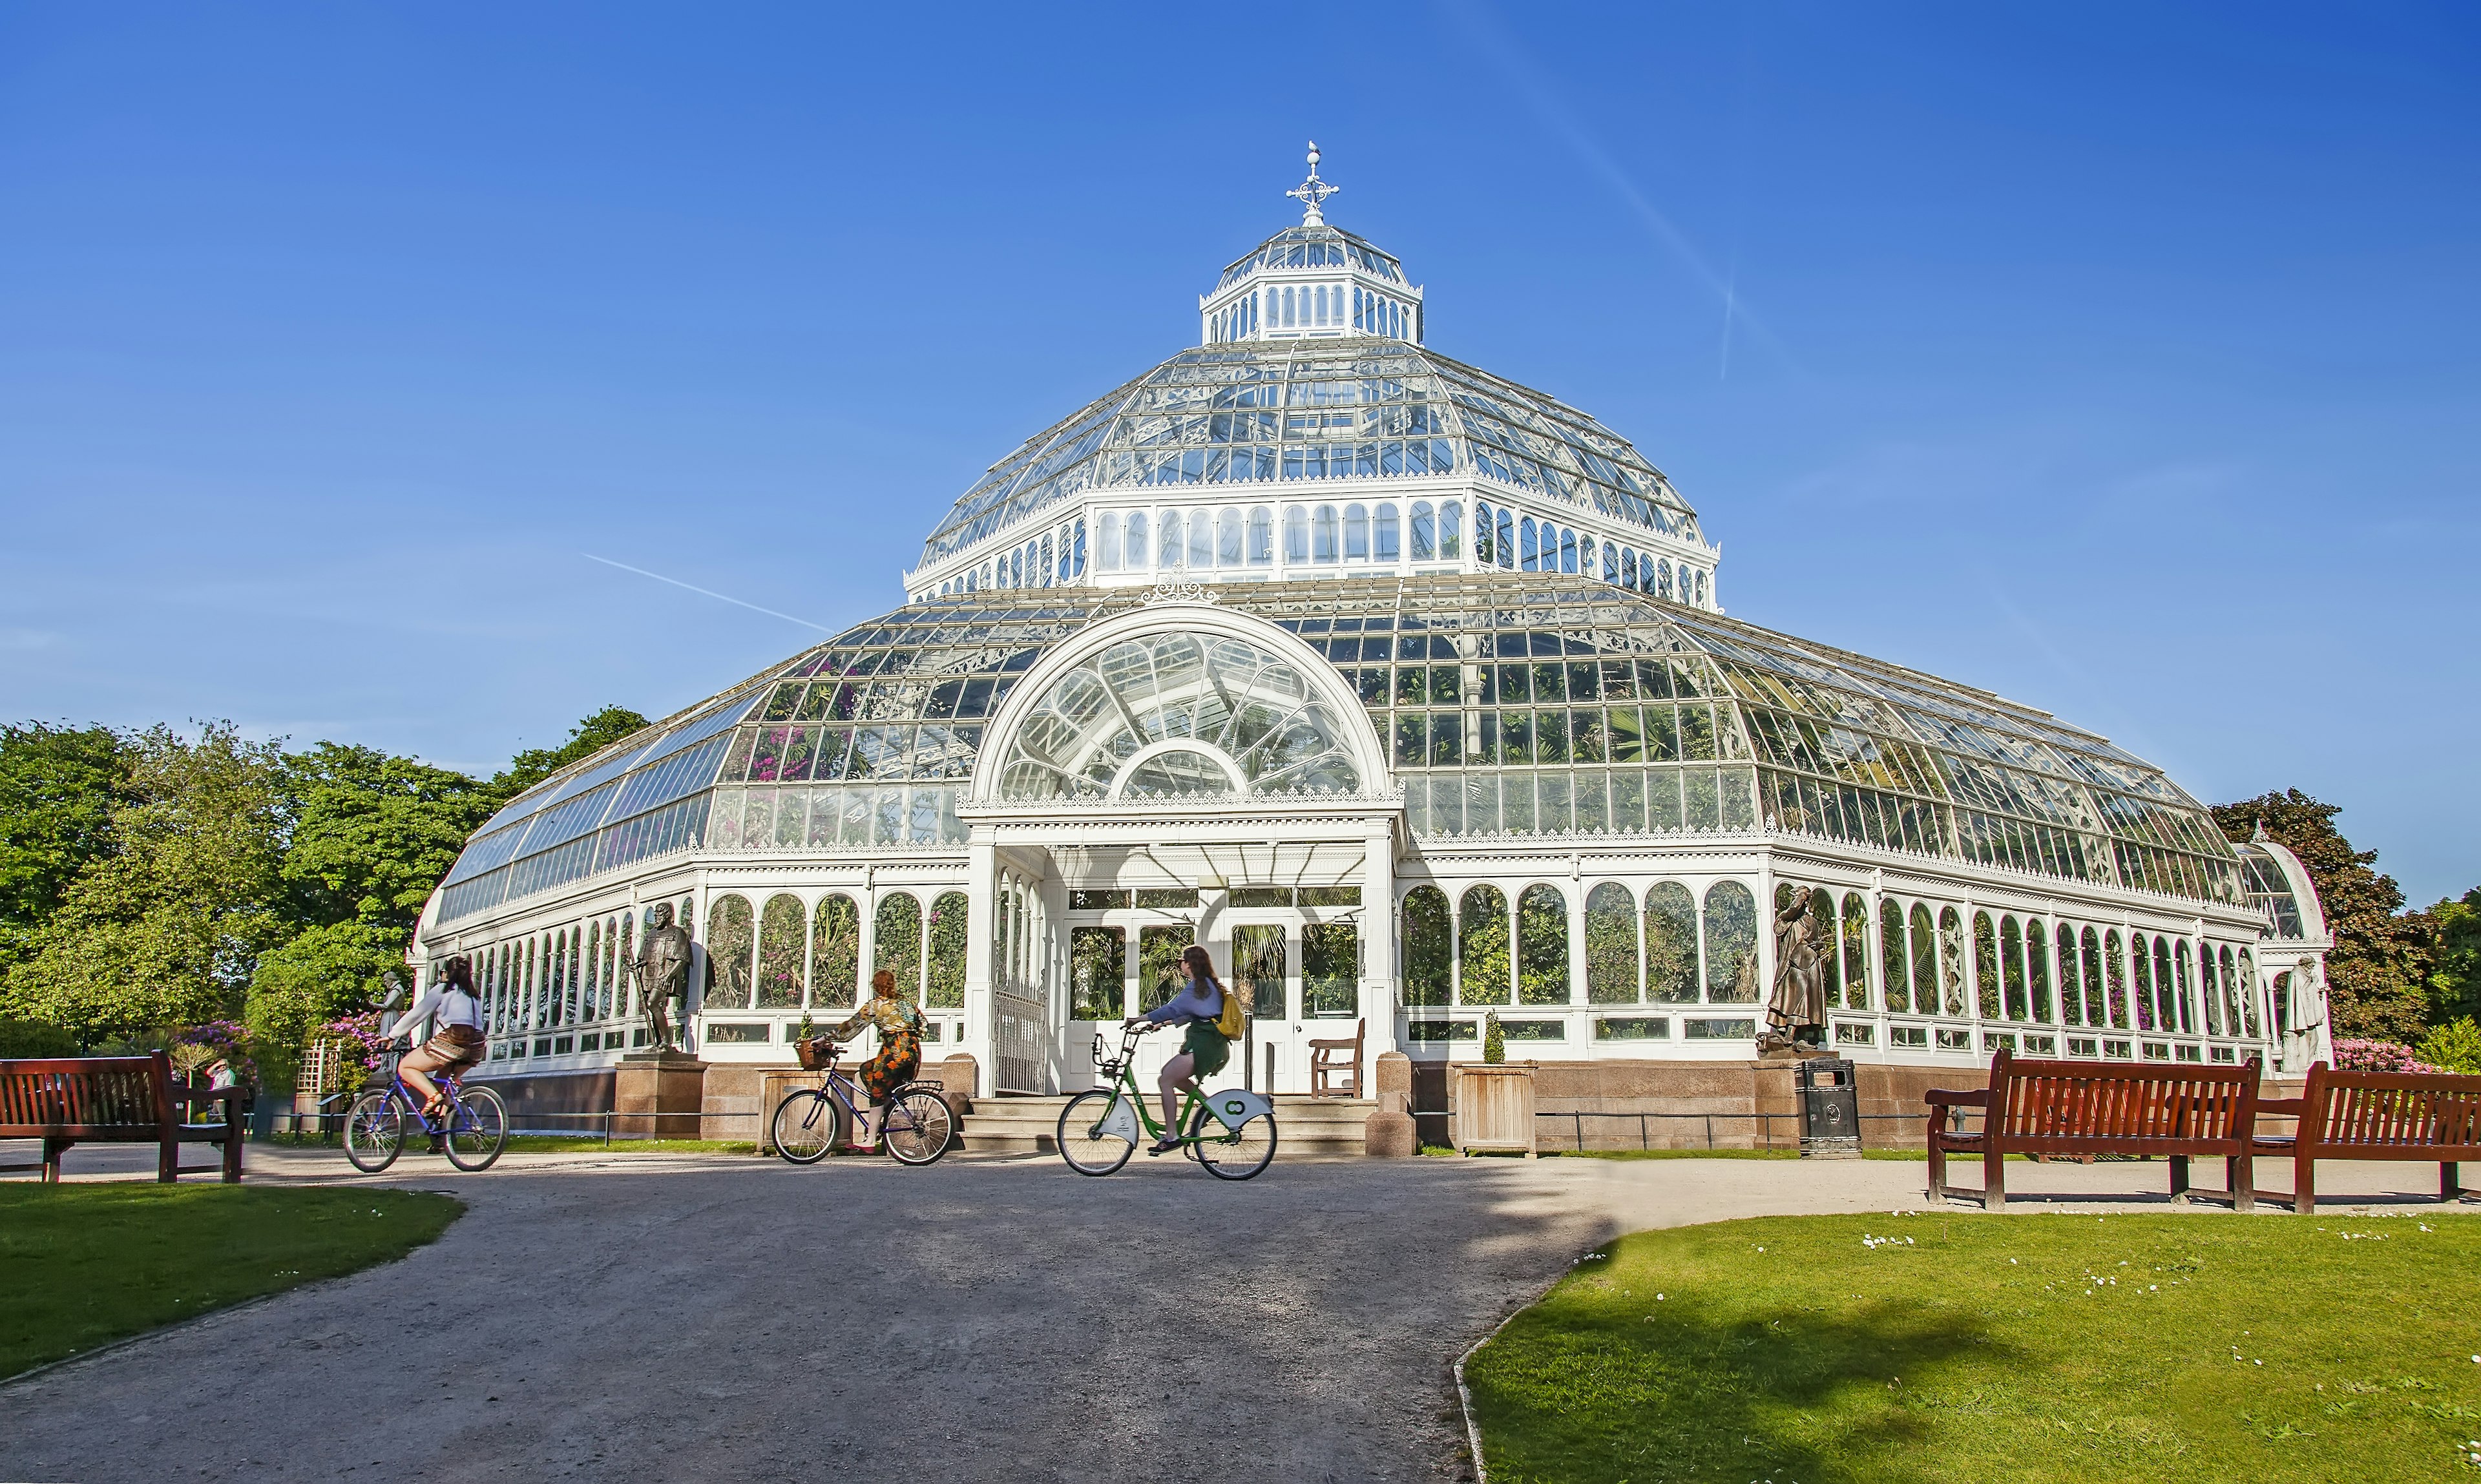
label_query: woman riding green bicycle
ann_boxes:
[1132,945,1230,1156]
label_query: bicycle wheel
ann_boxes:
[1187,1102,1277,1182]
[881,1085,956,1167]
[771,1089,844,1165]
[443,1085,508,1171]
[342,1088,406,1173]
[1056,1088,1136,1176]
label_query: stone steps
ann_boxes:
[959,1091,1374,1158]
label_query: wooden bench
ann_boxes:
[0,1052,246,1183]
[2252,1061,2481,1213]
[1925,1048,2260,1211]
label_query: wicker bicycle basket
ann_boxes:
[793,1037,835,1072]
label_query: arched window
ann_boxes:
[1403,885,1451,1007]
[1217,508,1242,566]
[1601,543,1618,583]
[1438,501,1462,559]
[1938,906,1967,1016]
[1124,510,1149,569]
[704,894,755,1011]
[1496,508,1515,568]
[926,892,968,1008]
[1840,894,1871,1009]
[1649,559,1667,600]
[1073,518,1087,576]
[1474,501,1496,564]
[1560,527,1578,574]
[1909,903,1939,1014]
[1974,912,2000,1019]
[1410,501,1436,560]
[1040,534,1055,585]
[1518,884,1569,1005]
[1998,916,2027,1020]
[2057,923,2082,1025]
[1159,510,1184,570]
[1187,509,1213,569]
[757,894,806,1008]
[2025,917,2051,1021]
[1248,506,1274,563]
[1703,881,1757,1003]
[1585,883,1638,1004]
[2172,937,2193,1033]
[2201,944,2225,1036]
[1520,517,1540,570]
[1283,505,1310,563]
[1343,503,1369,560]
[1645,882,1699,1003]
[613,916,634,1018]
[1695,570,1709,605]
[1578,535,1595,578]
[1374,503,1400,561]
[1881,899,1910,1014]
[2102,929,2128,1027]
[1312,505,1340,562]
[1458,884,1510,1006]
[874,893,923,997]
[810,894,859,1009]
[1621,550,1637,590]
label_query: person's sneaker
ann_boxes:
[426,1136,446,1154]
[1146,1137,1182,1156]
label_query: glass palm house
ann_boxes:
[421,152,2333,1120]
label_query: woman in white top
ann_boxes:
[390,957,487,1120]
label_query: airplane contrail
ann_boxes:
[582,554,835,633]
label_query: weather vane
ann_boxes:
[1286,141,1339,225]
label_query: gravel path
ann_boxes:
[2,1144,2464,1483]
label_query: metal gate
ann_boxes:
[993,985,1054,1095]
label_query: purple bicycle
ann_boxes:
[342,1040,508,1173]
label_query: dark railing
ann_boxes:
[1524,1108,1925,1152]
[266,1104,712,1145]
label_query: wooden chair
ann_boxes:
[1308,1018,1366,1100]
[0,1051,246,1183]
[1925,1048,2259,1210]
[2253,1061,2481,1213]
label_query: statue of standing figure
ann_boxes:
[631,901,696,1054]
[1759,890,1828,1052]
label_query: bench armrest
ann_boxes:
[1924,1089,1988,1111]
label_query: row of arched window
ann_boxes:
[1092,501,1469,571]
[1472,500,1710,607]
[702,889,970,1012]
[472,904,675,1044]
[931,518,1087,600]
[1398,879,1761,1008]
[1206,282,1413,342]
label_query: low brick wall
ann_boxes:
[1409,1059,1987,1152]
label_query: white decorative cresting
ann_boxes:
[1286,140,1340,225]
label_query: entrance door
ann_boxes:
[1226,915,1359,1093]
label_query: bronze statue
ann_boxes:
[1760,890,1828,1052]
[631,901,695,1053]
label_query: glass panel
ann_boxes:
[1302,921,1358,1016]
[1458,884,1510,1006]
[1235,923,1288,1019]
[1518,883,1569,1005]
[1585,883,1637,1005]
[1910,903,1939,1014]
[1974,912,2001,1019]
[757,894,805,1008]
[926,892,968,1008]
[1402,885,1452,1008]
[1703,881,1757,1003]
[1410,501,1436,561]
[704,894,754,1010]
[1940,906,1968,1017]
[2001,916,2027,1021]
[874,893,923,994]
[1139,923,1193,1011]
[1070,926,1125,1020]
[1881,898,1910,1014]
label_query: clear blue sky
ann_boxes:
[3,5,2475,904]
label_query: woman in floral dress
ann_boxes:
[823,969,924,1146]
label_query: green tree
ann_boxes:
[2210,789,2433,1042]
[2426,888,2481,1028]
[1,724,289,1043]
[490,705,653,799]
[277,742,499,935]
[0,723,131,972]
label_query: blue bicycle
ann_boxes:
[342,1040,508,1173]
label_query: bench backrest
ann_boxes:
[0,1053,170,1136]
[2301,1063,2481,1156]
[1987,1049,2260,1154]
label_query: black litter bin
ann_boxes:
[1797,1056,1861,1157]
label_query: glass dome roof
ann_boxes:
[1213,224,1407,289]
[916,342,1704,568]
[436,574,2242,925]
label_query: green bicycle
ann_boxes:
[1055,1021,1278,1180]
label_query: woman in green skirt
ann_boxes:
[1129,944,1228,1155]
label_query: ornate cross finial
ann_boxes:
[1286,140,1339,225]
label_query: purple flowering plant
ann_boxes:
[2332,1038,2441,1075]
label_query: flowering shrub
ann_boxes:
[315,1011,393,1089]
[172,1020,258,1087]
[2332,1038,2441,1075]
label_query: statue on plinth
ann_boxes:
[1759,889,1828,1052]
[631,901,695,1054]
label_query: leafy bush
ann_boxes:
[0,1016,78,1058]
[2332,1037,2440,1074]
[2414,1017,2481,1074]
[170,1019,256,1086]
[1483,1011,1505,1065]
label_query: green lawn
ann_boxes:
[1465,1211,2481,1483]
[0,1184,463,1379]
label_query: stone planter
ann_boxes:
[1450,1061,1538,1157]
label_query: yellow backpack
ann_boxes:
[1212,983,1245,1040]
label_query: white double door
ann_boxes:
[1058,911,1361,1097]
